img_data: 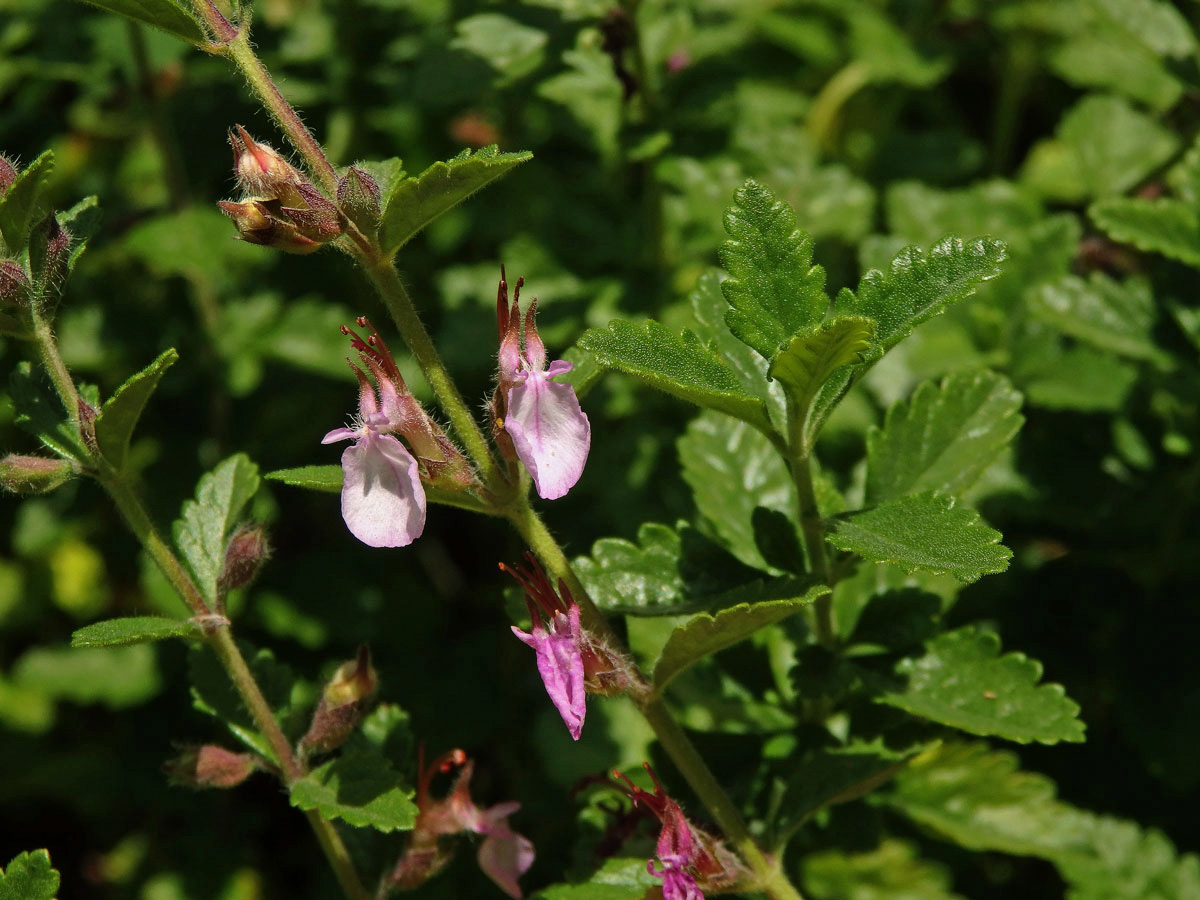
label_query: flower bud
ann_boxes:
[30,216,72,294]
[165,745,259,789]
[0,454,76,494]
[337,167,381,231]
[229,125,306,205]
[218,522,270,593]
[0,260,30,306]
[0,155,15,195]
[218,199,322,254]
[300,646,378,755]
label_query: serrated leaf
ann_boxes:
[0,849,59,900]
[802,839,966,900]
[833,237,1007,365]
[866,371,1024,505]
[881,627,1085,744]
[719,180,829,358]
[1059,816,1200,900]
[1031,273,1169,365]
[94,348,178,470]
[679,411,796,571]
[828,493,1012,584]
[378,146,532,256]
[71,0,204,44]
[1058,95,1180,198]
[265,464,343,493]
[1013,339,1138,412]
[577,319,773,432]
[8,362,88,461]
[769,317,873,441]
[0,151,53,253]
[651,588,829,695]
[173,455,261,603]
[289,750,417,833]
[189,643,311,761]
[71,616,202,648]
[1090,197,1200,268]
[535,858,659,900]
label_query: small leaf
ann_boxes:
[827,493,1012,584]
[0,151,53,253]
[289,750,418,833]
[1089,197,1200,268]
[71,0,205,44]
[8,362,88,461]
[535,858,659,900]
[866,371,1024,505]
[265,464,343,494]
[719,180,829,358]
[577,319,774,432]
[1013,340,1138,412]
[71,616,202,648]
[1031,273,1169,365]
[94,348,178,471]
[173,455,261,603]
[802,840,966,900]
[651,588,830,695]
[378,146,532,256]
[12,645,161,709]
[833,237,1007,365]
[1056,94,1180,198]
[0,849,59,900]
[881,627,1085,744]
[679,411,796,571]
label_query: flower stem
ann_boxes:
[791,452,834,647]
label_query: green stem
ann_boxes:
[807,61,871,152]
[360,256,508,492]
[785,393,834,647]
[31,311,81,429]
[222,34,339,194]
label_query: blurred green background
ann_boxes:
[1,0,1199,897]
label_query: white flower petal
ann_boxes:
[339,434,426,547]
[505,373,590,500]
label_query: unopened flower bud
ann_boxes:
[0,155,15,195]
[337,167,381,231]
[0,454,76,494]
[0,260,30,306]
[281,184,342,242]
[229,125,305,205]
[218,522,270,593]
[78,397,98,453]
[301,646,378,755]
[31,216,72,291]
[218,199,322,254]
[165,744,259,789]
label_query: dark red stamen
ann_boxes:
[499,553,567,617]
[417,744,469,806]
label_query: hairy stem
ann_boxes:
[786,396,835,647]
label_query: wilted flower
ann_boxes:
[502,553,635,741]
[300,646,378,755]
[612,764,745,900]
[493,268,590,500]
[384,747,534,898]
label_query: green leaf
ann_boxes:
[173,455,261,603]
[12,645,161,709]
[802,839,966,900]
[535,858,659,900]
[1055,95,1179,198]
[577,319,773,432]
[865,371,1024,505]
[0,850,59,900]
[768,317,873,434]
[833,237,1007,365]
[378,146,532,256]
[71,616,202,648]
[8,362,88,461]
[827,493,1012,584]
[537,39,623,162]
[451,13,547,81]
[71,0,204,44]
[881,627,1085,744]
[1090,197,1200,268]
[719,180,829,358]
[651,588,829,695]
[679,411,796,571]
[1059,817,1200,900]
[265,464,343,494]
[1031,273,1170,365]
[0,151,53,253]
[289,750,418,833]
[94,348,178,471]
[1013,340,1138,412]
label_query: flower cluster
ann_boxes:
[492,268,590,500]
[384,747,534,898]
[611,764,745,900]
[322,317,472,547]
[502,552,634,741]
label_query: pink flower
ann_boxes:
[502,555,587,740]
[409,748,535,899]
[495,269,590,500]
